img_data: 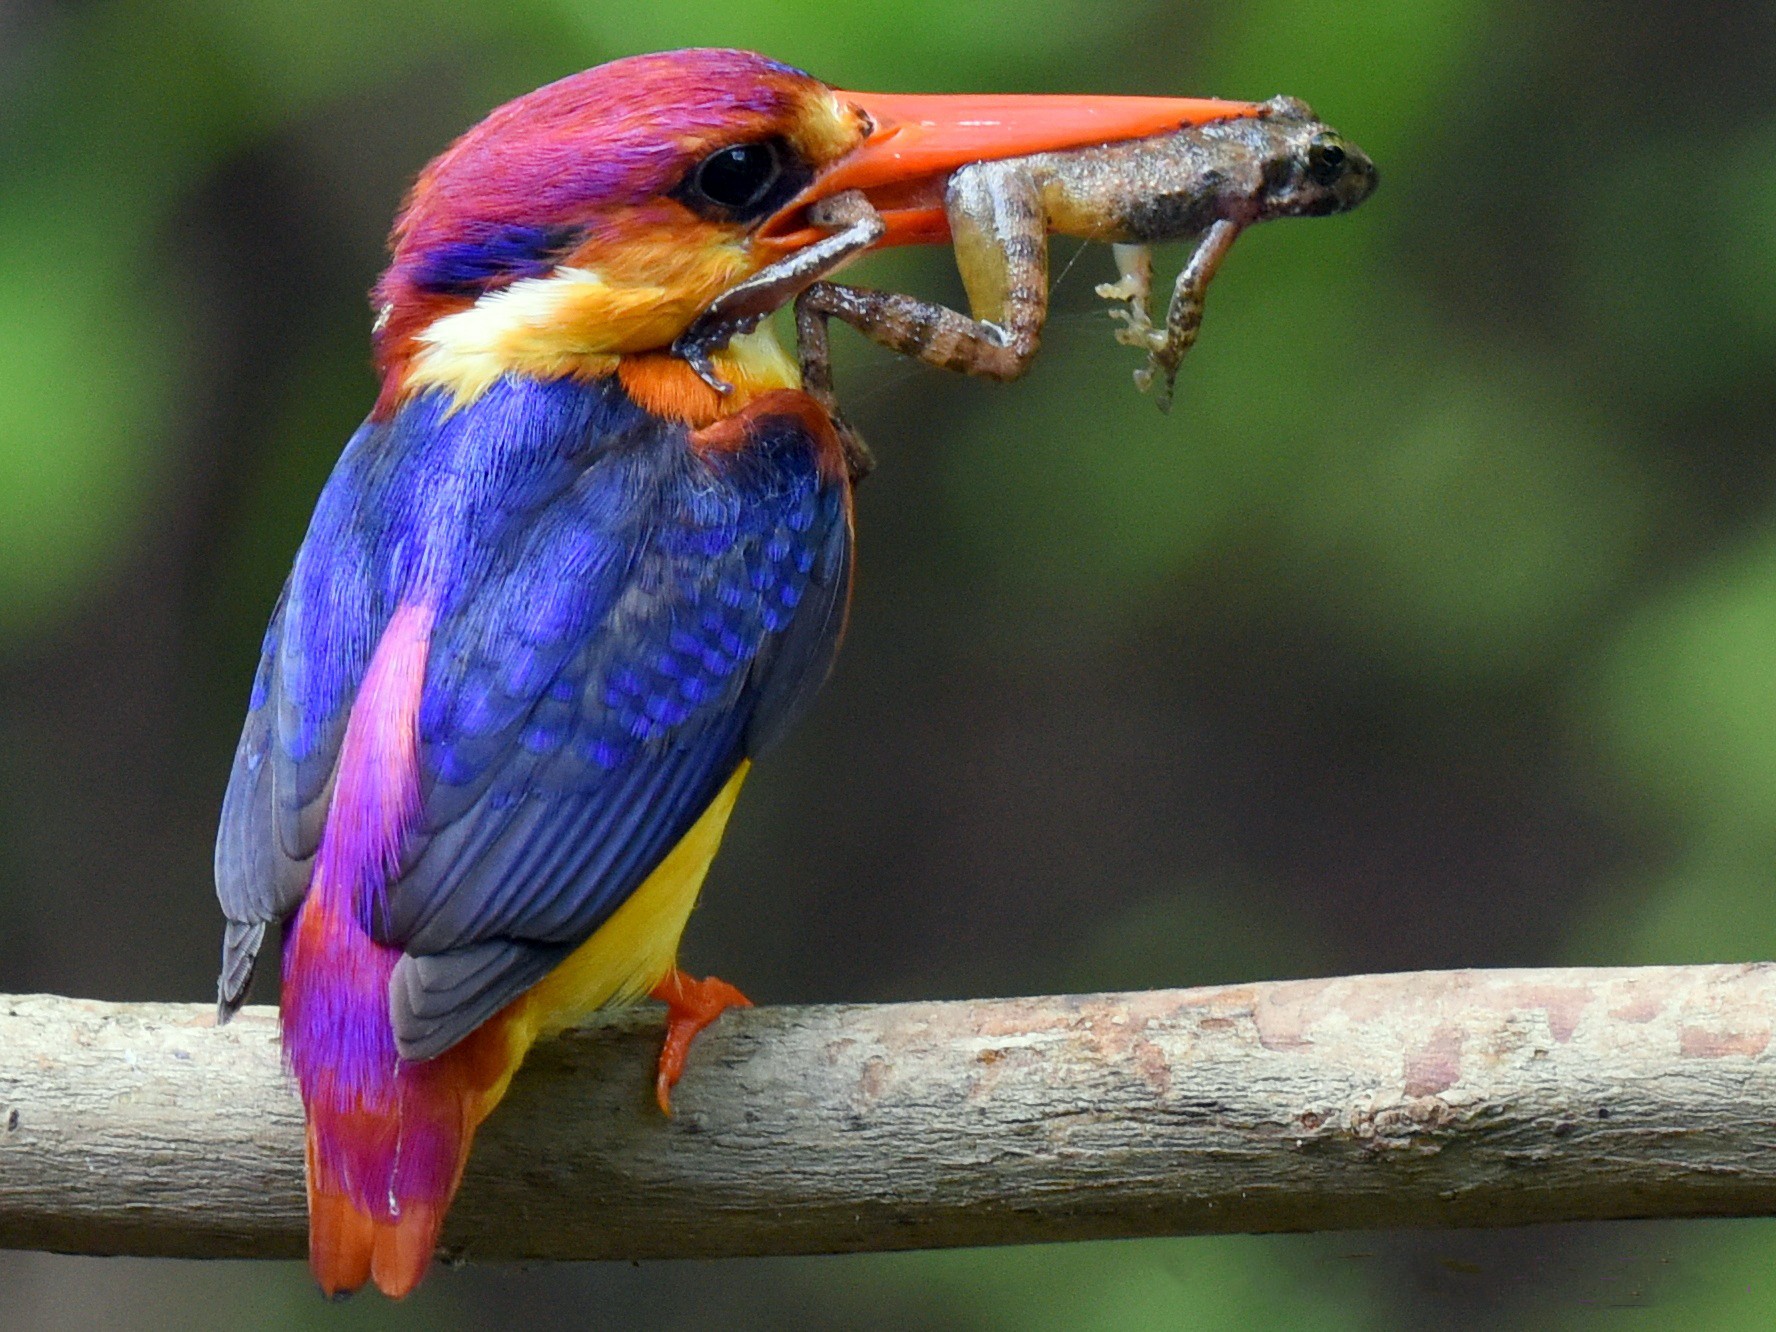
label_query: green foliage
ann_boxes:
[0,225,179,625]
[1592,531,1776,840]
[814,1236,1381,1332]
[1067,876,1336,993]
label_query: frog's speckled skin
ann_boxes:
[1003,96,1377,245]
[785,95,1376,424]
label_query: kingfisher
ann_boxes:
[213,48,1261,1298]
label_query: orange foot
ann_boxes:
[648,968,751,1115]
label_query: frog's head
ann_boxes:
[1246,97,1379,220]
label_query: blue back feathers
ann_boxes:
[215,375,852,1052]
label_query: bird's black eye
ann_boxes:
[690,141,783,214]
[1307,135,1348,187]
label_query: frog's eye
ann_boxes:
[1307,135,1348,187]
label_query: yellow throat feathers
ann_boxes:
[403,262,801,425]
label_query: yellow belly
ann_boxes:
[315,758,752,1289]
[502,761,750,1057]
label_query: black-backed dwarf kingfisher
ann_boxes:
[213,48,1270,1297]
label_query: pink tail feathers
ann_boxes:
[302,1050,496,1299]
[285,876,522,1297]
[278,600,510,1297]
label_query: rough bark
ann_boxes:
[3,964,1775,1262]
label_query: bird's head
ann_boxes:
[374,49,1258,422]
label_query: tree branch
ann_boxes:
[4,964,1775,1262]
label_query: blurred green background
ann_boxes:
[5,0,1776,1326]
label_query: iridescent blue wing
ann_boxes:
[214,419,395,1014]
[380,408,851,1058]
[214,381,620,1013]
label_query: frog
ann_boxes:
[672,95,1377,476]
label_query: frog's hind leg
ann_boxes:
[673,190,884,394]
[794,158,1052,394]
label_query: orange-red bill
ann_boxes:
[763,90,1265,250]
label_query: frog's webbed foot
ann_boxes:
[1146,219,1244,411]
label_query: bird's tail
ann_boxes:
[275,598,517,1298]
[302,1047,499,1299]
[284,883,522,1298]
[304,1109,442,1299]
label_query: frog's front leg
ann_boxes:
[795,158,1052,388]
[1096,243,1161,348]
[1141,218,1242,410]
[793,286,875,484]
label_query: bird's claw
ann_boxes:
[649,967,752,1115]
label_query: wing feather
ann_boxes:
[213,419,399,1014]
[378,418,849,1056]
[214,386,851,1053]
